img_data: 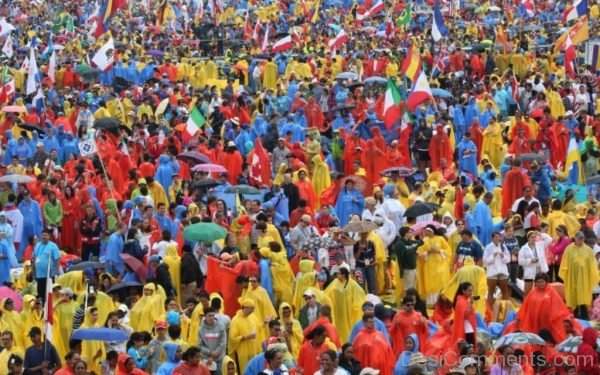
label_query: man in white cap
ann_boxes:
[298,290,321,328]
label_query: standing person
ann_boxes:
[199,308,227,374]
[519,231,549,296]
[354,232,376,294]
[105,223,128,278]
[560,231,600,320]
[351,314,395,375]
[228,299,262,371]
[0,331,23,375]
[80,204,102,261]
[395,227,422,295]
[451,282,477,347]
[31,229,61,304]
[548,225,570,282]
[297,326,331,375]
[42,191,63,245]
[180,245,203,303]
[389,297,429,356]
[172,347,211,375]
[314,350,346,375]
[483,232,511,307]
[23,327,61,375]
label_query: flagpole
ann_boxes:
[43,251,51,360]
[91,137,122,223]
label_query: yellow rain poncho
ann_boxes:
[278,303,303,358]
[15,261,32,291]
[163,244,181,304]
[243,283,277,338]
[129,284,166,333]
[263,61,278,90]
[482,121,505,169]
[324,277,366,344]
[292,260,319,314]
[205,59,219,80]
[148,182,169,208]
[186,303,204,346]
[80,308,105,375]
[441,257,488,316]
[21,295,43,347]
[311,155,331,208]
[76,292,115,326]
[222,356,238,375]
[559,243,600,308]
[0,299,25,351]
[0,343,23,375]
[269,249,294,306]
[273,164,288,186]
[546,209,579,238]
[416,234,452,304]
[368,231,389,295]
[56,271,86,296]
[546,89,565,118]
[51,296,78,360]
[228,300,264,371]
[490,187,503,219]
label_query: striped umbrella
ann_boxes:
[494,333,546,349]
[556,336,582,353]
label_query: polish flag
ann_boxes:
[271,35,293,53]
[328,29,348,51]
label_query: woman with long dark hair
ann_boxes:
[61,185,81,253]
[451,282,477,348]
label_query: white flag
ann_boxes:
[91,38,115,72]
[2,35,12,58]
[261,24,269,52]
[78,139,98,157]
[0,18,16,37]
[48,51,56,83]
[26,49,39,95]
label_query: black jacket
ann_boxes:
[181,252,203,286]
[154,264,176,298]
[123,239,146,261]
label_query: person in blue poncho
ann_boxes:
[156,342,182,375]
[471,187,504,247]
[394,333,421,375]
[155,154,177,194]
[43,127,62,162]
[155,203,175,236]
[453,103,467,142]
[3,131,16,165]
[258,247,275,304]
[106,222,128,277]
[529,161,552,203]
[15,137,31,164]
[335,179,365,227]
[458,132,479,177]
[464,97,480,127]
[61,131,80,162]
[17,191,43,259]
[348,302,390,344]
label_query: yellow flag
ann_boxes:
[311,0,321,23]
[554,16,589,51]
[236,193,247,215]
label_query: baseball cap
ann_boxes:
[303,290,315,298]
[60,287,74,297]
[359,368,380,375]
[155,321,168,329]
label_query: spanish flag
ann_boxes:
[554,15,589,51]
[400,44,422,82]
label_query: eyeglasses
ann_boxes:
[405,303,415,307]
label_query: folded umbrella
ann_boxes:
[182,222,228,242]
[120,254,147,283]
[71,328,129,342]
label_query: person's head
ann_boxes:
[268,319,282,338]
[303,290,316,306]
[461,229,473,242]
[556,225,568,238]
[106,351,118,368]
[265,349,284,370]
[306,325,327,345]
[183,347,202,366]
[400,226,414,240]
[362,313,376,330]
[402,296,415,313]
[341,343,354,361]
[405,335,416,352]
[574,231,585,246]
[28,327,42,344]
[203,307,216,326]
[457,282,473,298]
[8,354,23,375]
[241,299,255,316]
[527,231,537,245]
[523,186,533,199]
[73,360,87,375]
[499,345,517,366]
[320,350,338,371]
[65,352,81,370]
[534,272,549,290]
[1,331,14,349]
[40,229,51,243]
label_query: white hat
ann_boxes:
[303,290,315,298]
[359,368,380,375]
[59,287,74,297]
[566,110,574,116]
[460,357,478,370]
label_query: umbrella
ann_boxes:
[519,153,548,163]
[410,221,442,235]
[106,282,143,296]
[341,175,368,193]
[93,117,121,131]
[120,254,147,283]
[273,32,290,39]
[0,174,34,184]
[431,88,453,98]
[71,328,129,342]
[587,175,600,185]
[381,167,414,177]
[553,336,600,353]
[182,222,228,242]
[342,220,379,233]
[191,164,228,173]
[301,236,339,250]
[360,26,376,33]
[333,103,357,111]
[364,76,388,85]
[336,72,359,80]
[192,178,221,188]
[74,64,99,75]
[472,43,492,53]
[522,24,542,32]
[2,106,26,113]
[177,151,211,164]
[145,77,161,85]
[489,5,501,11]
[19,124,45,134]
[155,98,170,116]
[346,82,364,91]
[67,261,105,272]
[404,202,440,218]
[0,286,22,312]
[147,49,165,57]
[225,185,261,194]
[494,332,546,348]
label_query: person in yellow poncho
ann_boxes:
[76,292,116,327]
[416,226,452,306]
[311,154,331,208]
[56,271,86,296]
[324,267,366,344]
[0,330,23,375]
[368,230,389,295]
[292,259,319,314]
[186,302,205,347]
[263,58,278,91]
[278,303,303,358]
[129,284,166,333]
[205,58,219,80]
[21,295,43,347]
[147,178,169,208]
[51,289,78,360]
[559,233,600,314]
[228,299,264,372]
[80,307,105,375]
[242,275,277,339]
[0,299,25,352]
[441,256,488,317]
[546,200,580,238]
[267,242,294,306]
[163,244,181,305]
[222,355,238,375]
[482,117,505,169]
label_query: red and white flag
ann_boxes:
[249,139,271,187]
[406,71,434,111]
[565,35,577,78]
[328,29,348,50]
[91,38,115,72]
[44,262,54,341]
[261,24,270,52]
[2,35,13,58]
[252,19,262,43]
[271,35,293,53]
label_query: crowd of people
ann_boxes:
[0,0,598,374]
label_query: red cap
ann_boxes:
[155,321,168,329]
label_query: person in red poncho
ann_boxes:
[365,139,386,186]
[429,124,454,172]
[451,282,477,349]
[517,273,575,344]
[298,325,332,375]
[501,159,531,217]
[469,119,484,163]
[305,97,326,130]
[295,169,317,210]
[577,327,600,374]
[218,142,243,185]
[352,314,396,375]
[389,296,429,356]
[549,118,570,168]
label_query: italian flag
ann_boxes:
[186,107,206,140]
[383,79,402,129]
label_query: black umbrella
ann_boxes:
[19,123,45,134]
[106,282,143,297]
[93,117,121,130]
[333,103,356,111]
[346,82,364,91]
[225,185,261,194]
[67,261,104,272]
[145,77,161,85]
[404,202,440,218]
[112,76,130,89]
[177,151,211,164]
[193,178,221,188]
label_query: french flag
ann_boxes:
[563,0,588,23]
[271,35,293,53]
[521,0,534,17]
[328,29,348,51]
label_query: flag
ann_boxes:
[252,19,262,43]
[520,0,534,17]
[261,24,270,52]
[511,72,520,103]
[157,0,169,25]
[97,0,127,34]
[4,79,15,97]
[91,38,115,72]
[26,49,39,95]
[78,139,98,157]
[249,139,271,187]
[43,263,54,342]
[385,17,394,39]
[2,35,12,58]
[383,79,402,129]
[328,29,348,51]
[566,136,584,185]
[588,43,600,72]
[242,11,251,40]
[0,18,15,37]
[406,71,433,111]
[185,107,206,141]
[565,35,577,78]
[48,51,57,84]
[555,16,589,51]
[496,24,508,54]
[503,1,514,21]
[311,0,321,23]
[271,35,293,53]
[357,0,384,21]
[395,3,411,26]
[33,88,45,115]
[432,0,449,42]
[400,44,422,82]
[431,48,450,77]
[563,0,588,23]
